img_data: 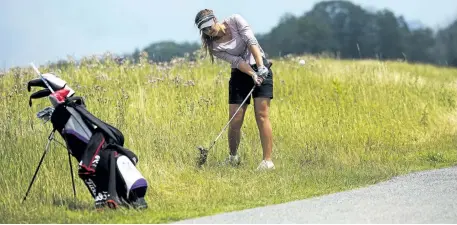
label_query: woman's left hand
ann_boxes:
[257,65,269,79]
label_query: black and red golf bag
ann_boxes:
[27,72,148,210]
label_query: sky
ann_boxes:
[1,0,456,69]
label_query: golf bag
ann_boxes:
[27,72,148,209]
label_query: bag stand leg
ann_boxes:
[68,152,77,199]
[22,129,77,203]
[22,129,55,203]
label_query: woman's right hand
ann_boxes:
[238,62,264,86]
[251,73,264,86]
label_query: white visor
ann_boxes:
[199,19,214,30]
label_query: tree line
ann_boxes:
[47,0,456,69]
[130,1,457,67]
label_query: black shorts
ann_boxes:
[228,60,274,105]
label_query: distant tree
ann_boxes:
[308,0,374,58]
[405,28,436,63]
[132,48,141,63]
[373,10,409,60]
[135,41,200,62]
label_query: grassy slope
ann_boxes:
[1,55,457,223]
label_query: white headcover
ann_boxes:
[42,73,75,97]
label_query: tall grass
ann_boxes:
[1,53,457,223]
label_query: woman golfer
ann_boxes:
[194,9,275,170]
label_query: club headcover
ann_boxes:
[27,78,48,92]
[27,73,75,107]
[29,89,52,107]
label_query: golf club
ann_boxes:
[30,63,55,94]
[197,84,256,167]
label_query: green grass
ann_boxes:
[1,53,457,223]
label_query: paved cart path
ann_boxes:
[174,166,457,224]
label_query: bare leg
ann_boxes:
[254,98,273,161]
[228,104,248,156]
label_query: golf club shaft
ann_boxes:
[207,85,256,151]
[30,62,55,93]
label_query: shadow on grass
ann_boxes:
[52,196,93,211]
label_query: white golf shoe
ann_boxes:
[256,160,275,170]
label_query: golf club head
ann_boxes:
[196,146,208,167]
[36,106,55,123]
